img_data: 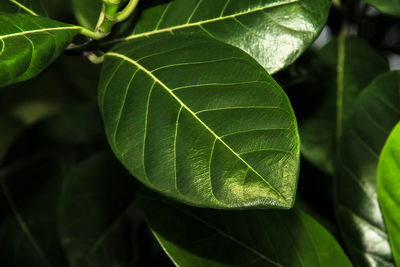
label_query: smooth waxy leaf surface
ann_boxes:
[0,0,47,16]
[59,152,139,267]
[362,0,400,17]
[300,37,389,174]
[115,0,331,74]
[335,71,400,266]
[99,35,300,209]
[378,122,400,266]
[71,0,102,30]
[0,13,80,88]
[139,192,352,267]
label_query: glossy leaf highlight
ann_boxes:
[335,71,400,266]
[0,13,80,88]
[378,122,400,266]
[116,0,331,74]
[99,35,300,209]
[139,192,352,267]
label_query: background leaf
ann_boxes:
[99,34,300,209]
[59,152,140,267]
[300,37,389,174]
[70,0,102,30]
[0,0,47,16]
[0,159,69,267]
[362,0,400,17]
[0,13,80,88]
[113,0,331,74]
[335,71,400,266]
[378,121,400,266]
[138,191,352,267]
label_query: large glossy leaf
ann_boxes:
[378,122,400,266]
[113,0,331,74]
[99,34,300,209]
[71,0,102,30]
[138,191,352,267]
[0,0,47,16]
[362,0,400,17]
[0,159,69,267]
[335,71,400,266]
[0,13,80,88]
[59,152,139,267]
[300,37,389,174]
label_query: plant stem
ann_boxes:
[116,0,139,22]
[80,27,107,40]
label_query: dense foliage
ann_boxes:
[0,0,399,266]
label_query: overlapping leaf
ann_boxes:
[300,37,389,174]
[0,0,47,16]
[0,13,80,88]
[59,152,139,267]
[362,0,400,17]
[70,0,102,30]
[378,122,400,266]
[138,191,352,267]
[114,0,331,74]
[335,71,400,266]
[99,34,300,209]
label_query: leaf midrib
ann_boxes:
[110,0,299,43]
[8,0,38,16]
[0,26,80,40]
[106,51,288,202]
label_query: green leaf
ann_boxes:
[0,13,80,88]
[335,71,400,266]
[300,37,389,174]
[59,152,139,267]
[114,0,331,74]
[378,122,400,266]
[138,191,352,267]
[362,0,400,17]
[99,34,300,209]
[0,159,69,267]
[0,0,47,16]
[70,0,102,30]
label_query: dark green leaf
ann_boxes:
[99,34,300,209]
[335,71,400,266]
[362,0,400,17]
[59,152,139,267]
[0,159,68,267]
[0,13,80,88]
[138,191,352,267]
[113,0,331,74]
[71,0,102,30]
[378,122,400,266]
[300,37,389,174]
[0,0,47,16]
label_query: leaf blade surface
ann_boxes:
[99,35,300,209]
[138,191,352,267]
[0,13,80,88]
[115,0,331,73]
[378,122,400,266]
[335,71,400,266]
